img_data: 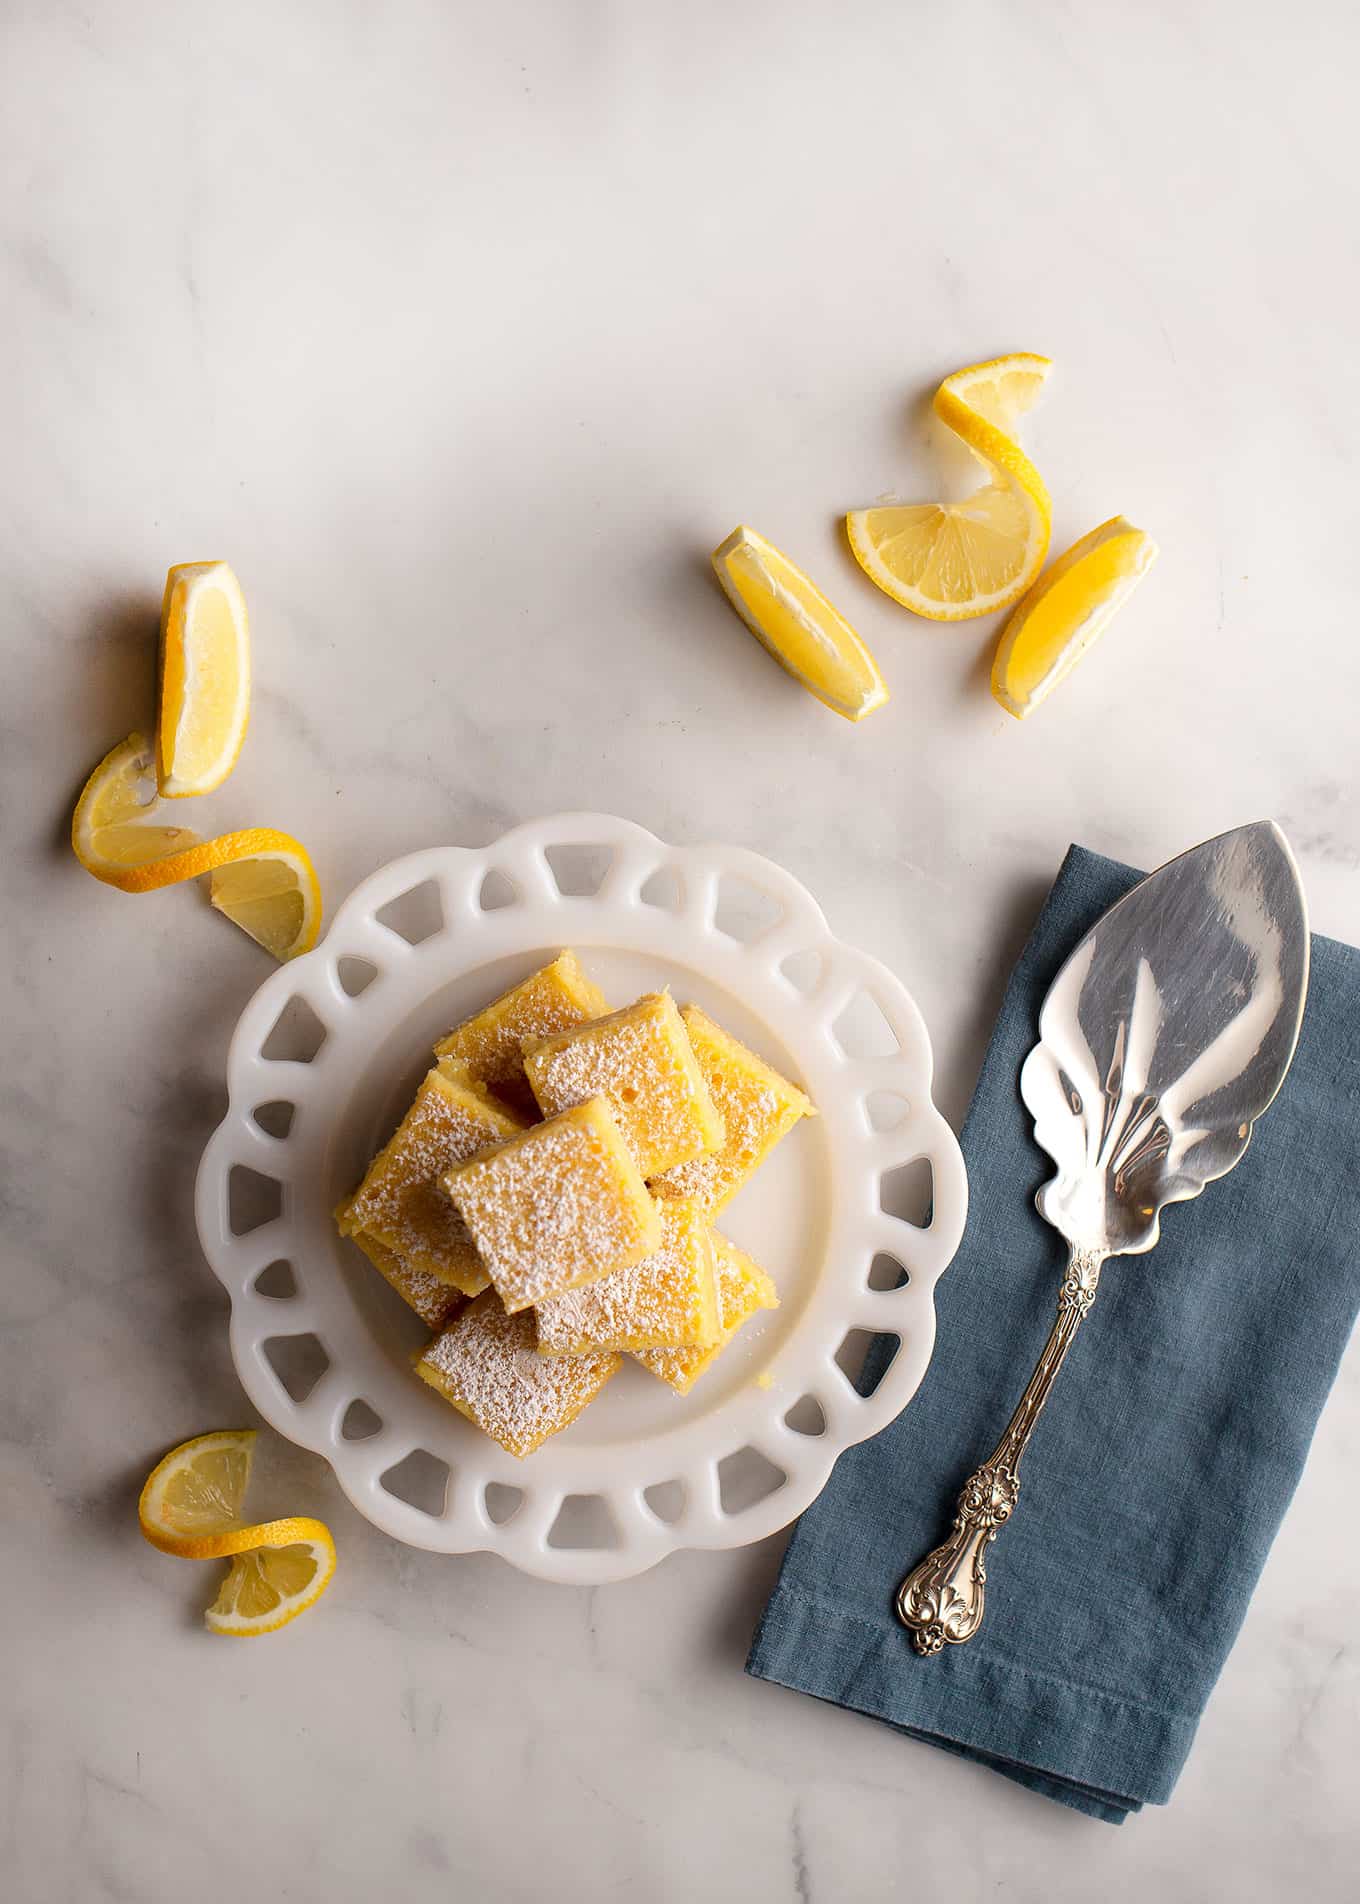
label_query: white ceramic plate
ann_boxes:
[196,814,967,1582]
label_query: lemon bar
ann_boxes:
[434,951,609,1117]
[522,991,725,1178]
[535,1196,720,1357]
[442,1097,661,1313]
[634,1233,778,1395]
[416,1291,620,1456]
[350,1229,467,1331]
[649,1006,814,1214]
[336,1061,525,1295]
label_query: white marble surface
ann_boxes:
[3,3,1358,1898]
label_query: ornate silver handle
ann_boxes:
[896,1243,1105,1655]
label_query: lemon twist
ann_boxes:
[72,734,320,961]
[139,1430,337,1636]
[847,352,1053,621]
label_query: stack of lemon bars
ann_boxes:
[335,953,814,1456]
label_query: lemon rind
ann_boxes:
[847,353,1054,621]
[157,560,252,800]
[713,526,889,722]
[991,516,1158,719]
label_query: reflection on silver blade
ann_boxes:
[1021,822,1310,1257]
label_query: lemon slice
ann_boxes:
[72,734,321,959]
[992,515,1158,719]
[139,1429,258,1557]
[204,1530,336,1637]
[711,525,889,722]
[139,1430,337,1636]
[846,353,1053,621]
[208,843,321,961]
[157,561,251,798]
[71,732,202,872]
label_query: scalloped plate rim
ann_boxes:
[195,814,968,1582]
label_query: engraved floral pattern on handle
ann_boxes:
[896,1245,1104,1655]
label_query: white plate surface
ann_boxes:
[196,814,967,1582]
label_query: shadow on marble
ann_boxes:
[959,622,1001,703]
[703,1527,793,1667]
[96,1455,154,1544]
[675,545,790,702]
[919,382,989,501]
[50,591,162,851]
[936,870,1052,1133]
[128,993,240,1410]
[110,1455,222,1630]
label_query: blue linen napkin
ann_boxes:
[747,845,1360,1822]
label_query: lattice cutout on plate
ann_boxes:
[834,1328,900,1399]
[832,989,902,1060]
[197,814,968,1582]
[263,1332,330,1405]
[381,1448,450,1518]
[868,1252,909,1292]
[543,842,614,898]
[547,1493,620,1550]
[229,1166,282,1235]
[713,873,785,945]
[784,1394,827,1437]
[261,996,328,1064]
[336,956,379,998]
[864,1088,911,1132]
[642,1479,685,1523]
[639,865,684,913]
[253,1259,297,1300]
[484,1482,523,1525]
[779,947,825,994]
[718,1447,787,1515]
[341,1398,383,1441]
[375,880,444,946]
[251,1099,296,1140]
[880,1156,934,1227]
[477,869,518,912]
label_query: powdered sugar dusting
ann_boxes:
[352,1230,466,1330]
[342,1068,521,1293]
[444,1099,660,1312]
[651,1006,813,1213]
[633,1232,779,1394]
[523,991,724,1176]
[535,1198,717,1355]
[418,1292,619,1455]
[433,952,608,1113]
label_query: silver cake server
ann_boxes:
[896,822,1310,1656]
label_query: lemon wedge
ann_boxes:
[712,525,889,722]
[139,1429,337,1636]
[847,353,1053,621]
[157,561,251,798]
[992,515,1158,719]
[72,734,321,959]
